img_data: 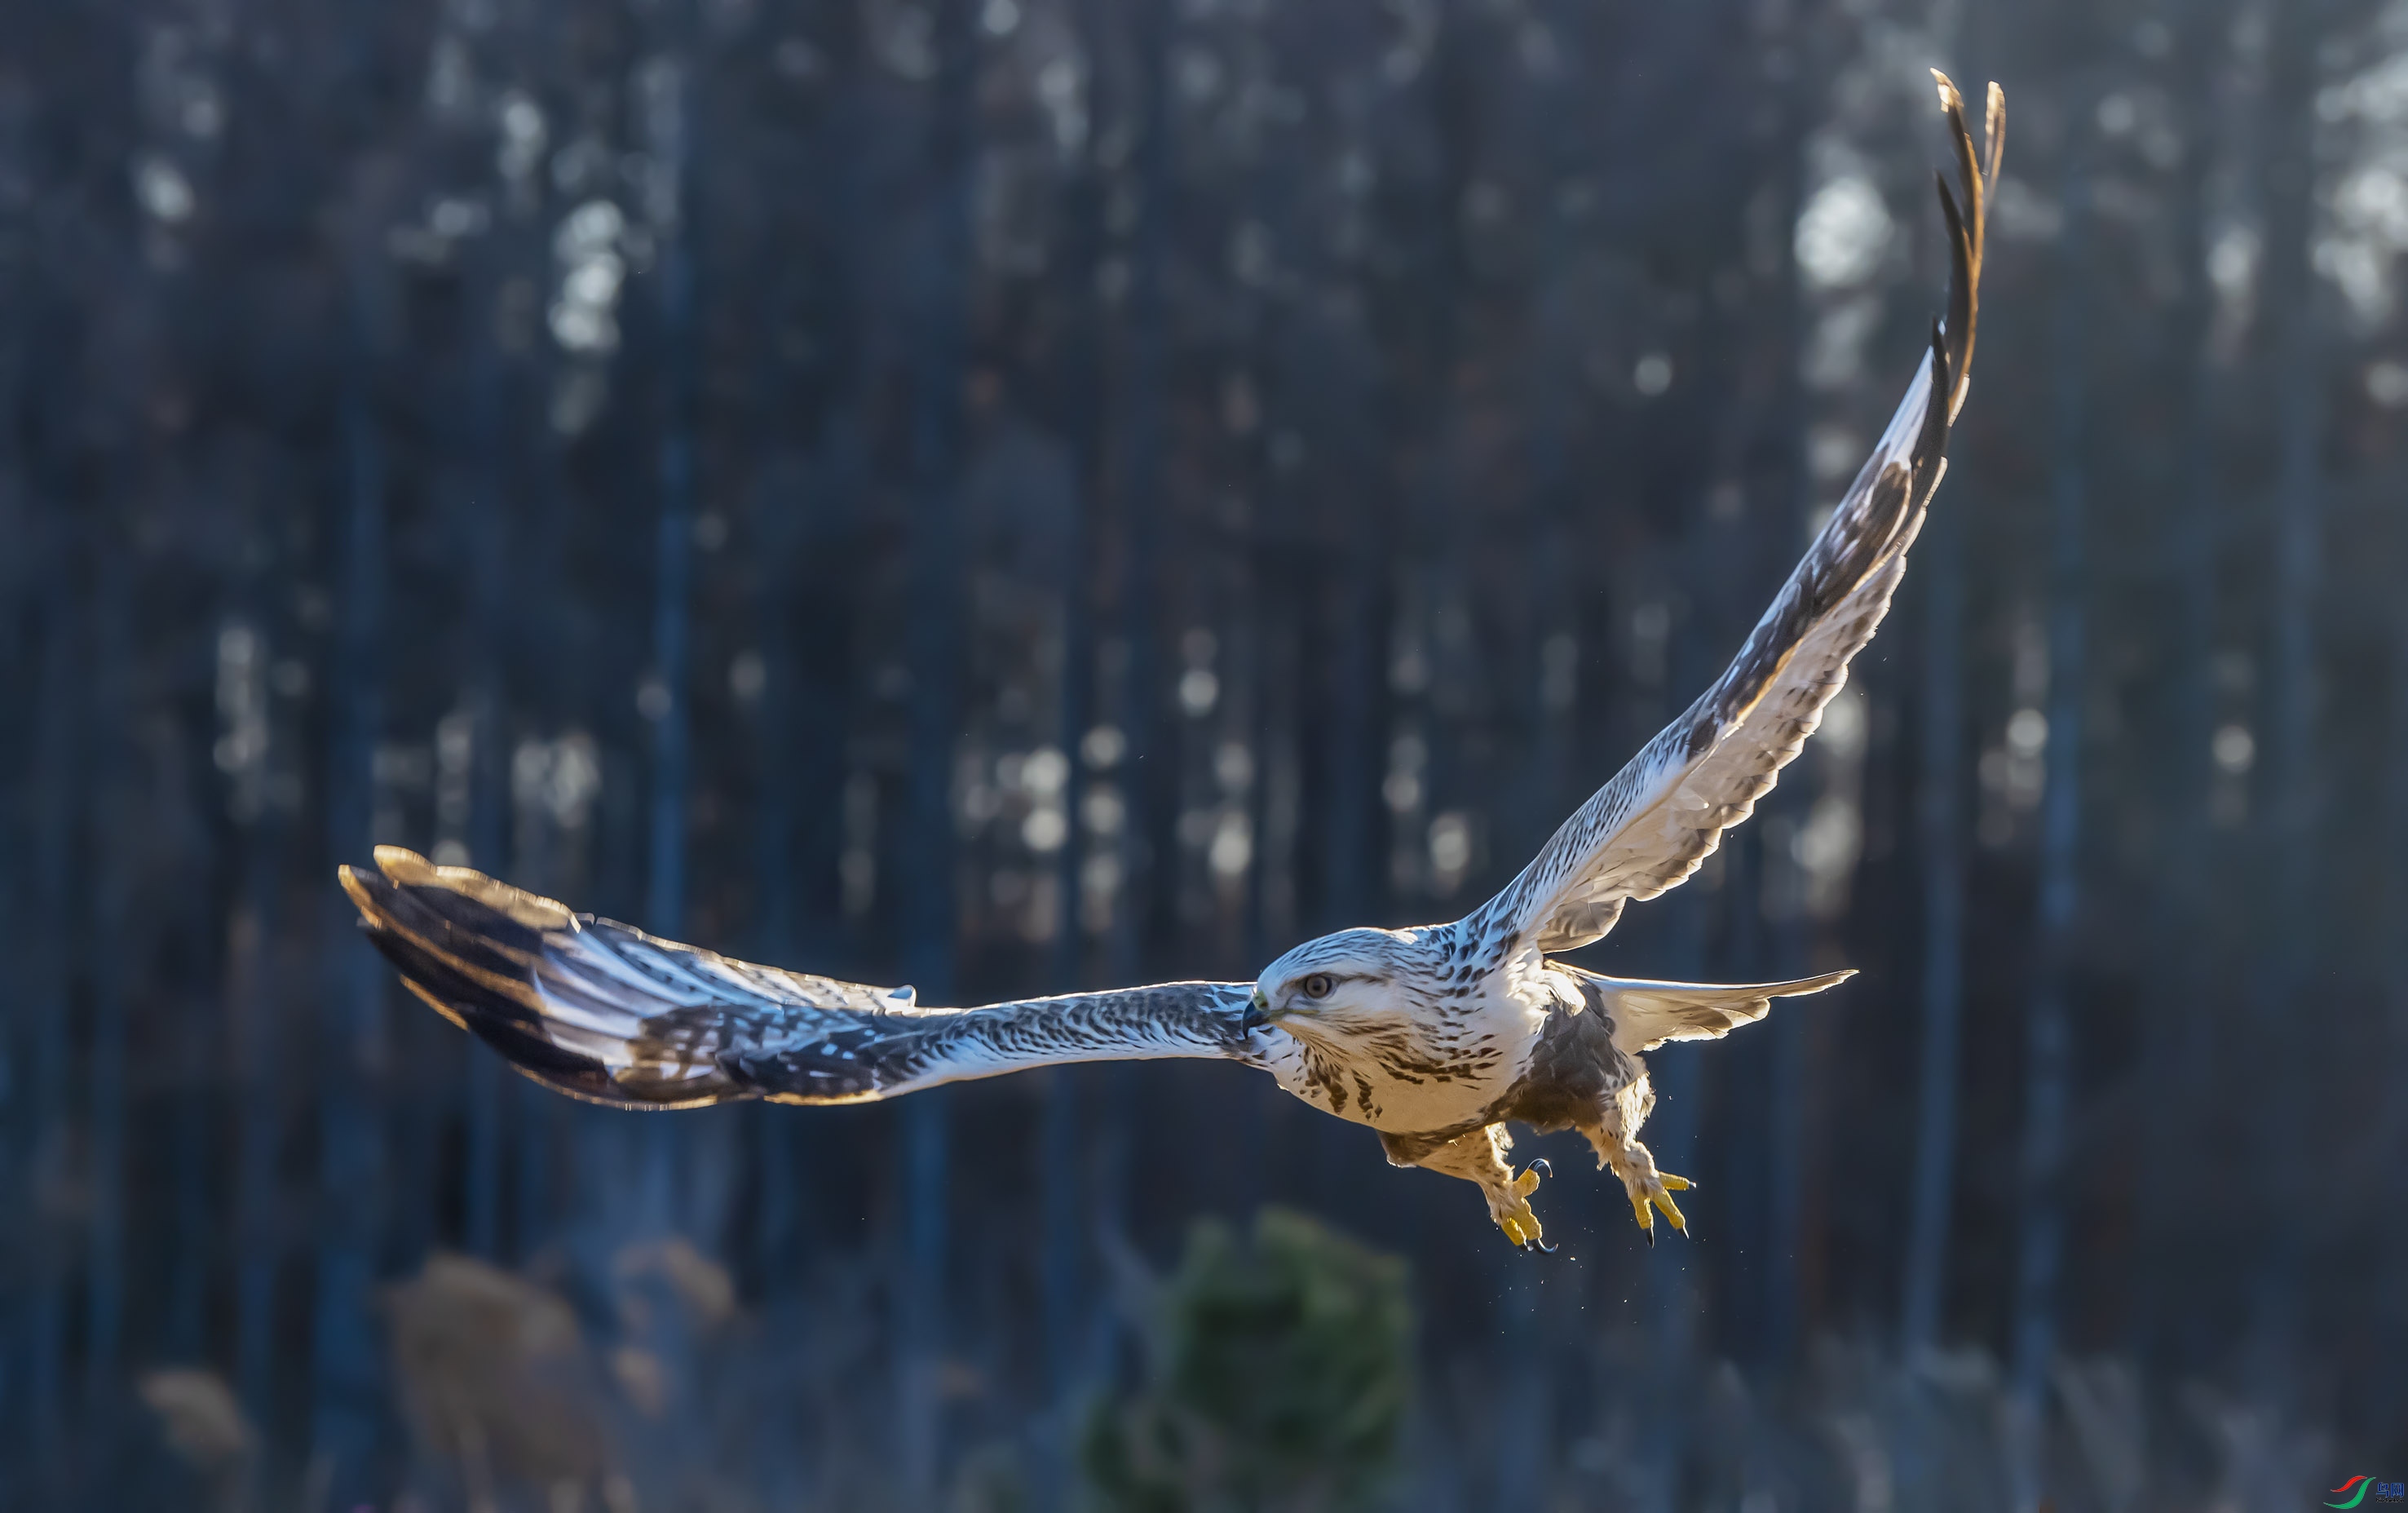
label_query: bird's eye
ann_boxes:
[1301,973,1334,999]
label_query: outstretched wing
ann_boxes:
[340,847,1262,1109]
[1474,73,2000,956]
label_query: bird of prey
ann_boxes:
[342,74,1998,1253]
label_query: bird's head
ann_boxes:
[1241,927,1440,1046]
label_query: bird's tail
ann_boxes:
[1566,967,1856,1055]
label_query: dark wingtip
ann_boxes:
[1910,316,1954,493]
[1936,170,1965,247]
[339,847,731,1110]
[1917,69,1999,474]
[337,860,390,919]
[1929,71,1999,425]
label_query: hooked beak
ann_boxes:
[1239,989,1270,1033]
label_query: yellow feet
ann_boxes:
[1587,1128,1693,1247]
[1625,1170,1691,1245]
[1491,1160,1554,1252]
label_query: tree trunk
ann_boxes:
[1903,0,1976,1371]
[2245,0,2325,1398]
[1114,0,1177,990]
[897,0,978,1490]
[1039,0,1112,1480]
[308,295,389,1505]
[463,259,511,1262]
[82,522,130,1480]
[2008,127,2091,1513]
[1901,486,1967,1356]
[1753,10,1813,1372]
[2134,0,2231,1374]
[2384,441,2408,1447]
[1091,0,1177,1393]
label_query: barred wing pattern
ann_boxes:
[341,847,1261,1110]
[1474,74,2000,956]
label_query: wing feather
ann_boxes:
[341,847,1263,1109]
[1565,967,1857,1055]
[1474,73,1999,955]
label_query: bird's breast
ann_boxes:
[1261,987,1546,1133]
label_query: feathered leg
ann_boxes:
[1578,1070,1690,1242]
[1381,1124,1553,1251]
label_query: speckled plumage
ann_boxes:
[342,76,1999,1250]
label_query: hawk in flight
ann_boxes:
[344,75,1999,1252]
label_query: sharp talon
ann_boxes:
[1527,1158,1551,1179]
[1534,1235,1557,1254]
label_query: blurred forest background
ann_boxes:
[3,0,2408,1505]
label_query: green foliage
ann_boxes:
[1080,1209,1415,1513]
